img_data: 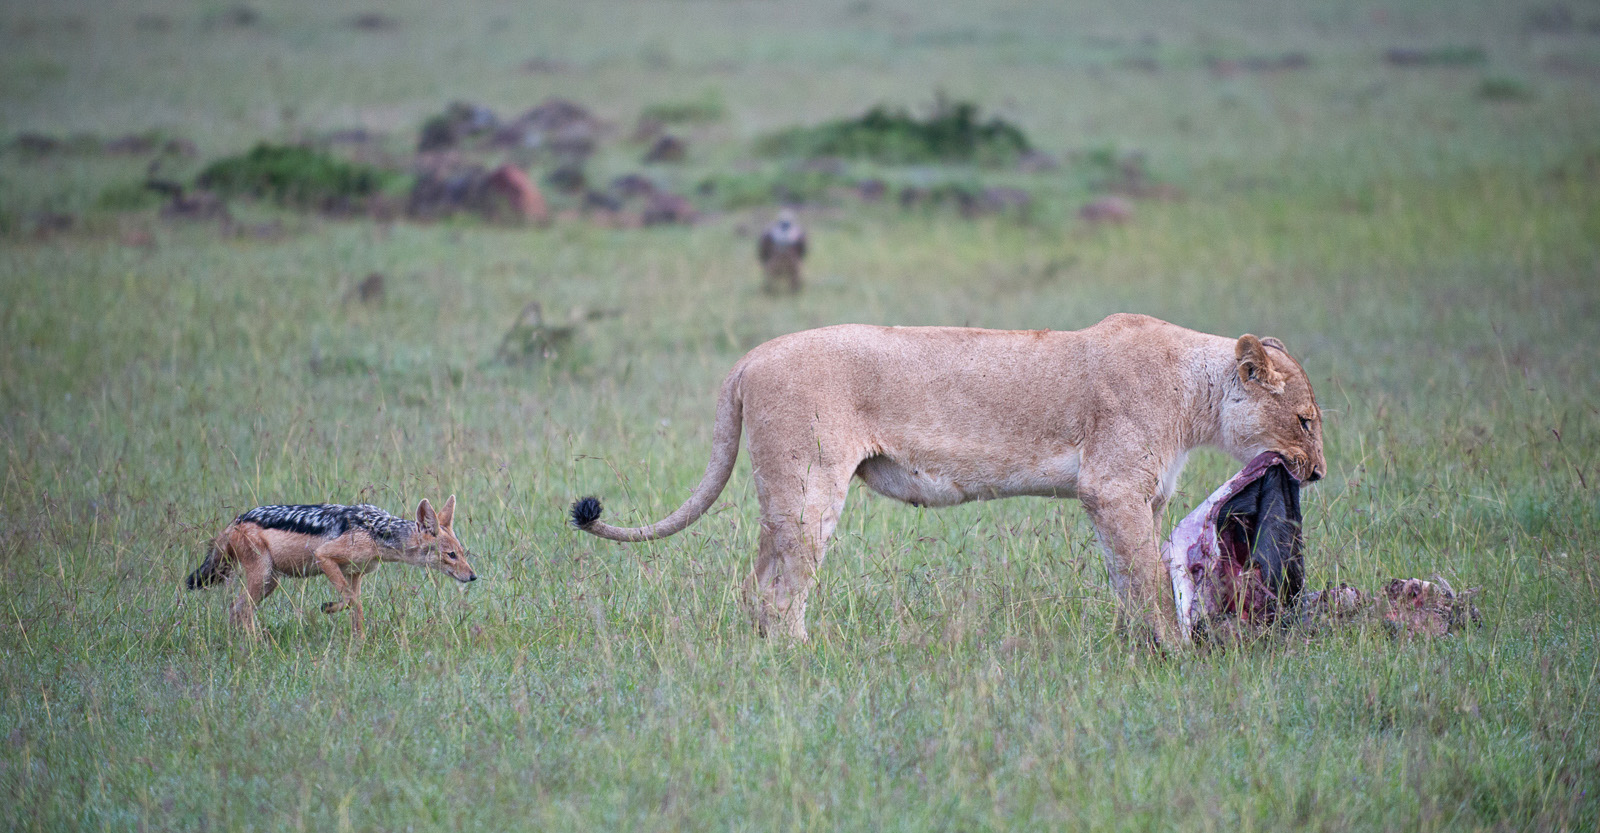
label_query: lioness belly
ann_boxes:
[855,450,1082,507]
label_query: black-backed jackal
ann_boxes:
[186,497,476,635]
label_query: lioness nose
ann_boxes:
[1307,463,1325,483]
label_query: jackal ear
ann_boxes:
[438,495,456,528]
[1236,334,1286,394]
[417,498,440,533]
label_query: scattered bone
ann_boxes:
[1379,577,1483,637]
[1287,579,1482,639]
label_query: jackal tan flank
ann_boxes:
[187,497,476,635]
[571,314,1324,647]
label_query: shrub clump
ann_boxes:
[758,100,1031,166]
[197,143,397,210]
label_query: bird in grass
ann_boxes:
[758,209,806,293]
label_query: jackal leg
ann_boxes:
[320,572,363,615]
[227,527,278,634]
[313,542,365,634]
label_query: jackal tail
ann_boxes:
[571,369,744,543]
[186,537,232,590]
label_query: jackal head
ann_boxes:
[406,495,478,583]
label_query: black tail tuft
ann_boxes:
[570,496,603,528]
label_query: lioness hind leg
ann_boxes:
[744,466,853,642]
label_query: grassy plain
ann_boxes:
[2,0,1598,829]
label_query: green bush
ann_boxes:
[758,100,1031,165]
[196,143,400,209]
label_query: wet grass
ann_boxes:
[2,0,1598,830]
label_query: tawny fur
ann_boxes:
[572,314,1325,647]
[188,496,476,636]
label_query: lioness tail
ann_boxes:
[571,369,744,543]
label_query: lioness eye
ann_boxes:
[1298,415,1313,433]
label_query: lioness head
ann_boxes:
[1220,335,1326,482]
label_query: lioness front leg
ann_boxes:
[1081,484,1181,651]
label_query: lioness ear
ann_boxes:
[1236,334,1286,394]
[417,498,439,533]
[438,495,456,529]
[1260,336,1287,352]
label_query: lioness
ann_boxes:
[572,314,1325,646]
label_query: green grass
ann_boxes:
[2,0,1599,830]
